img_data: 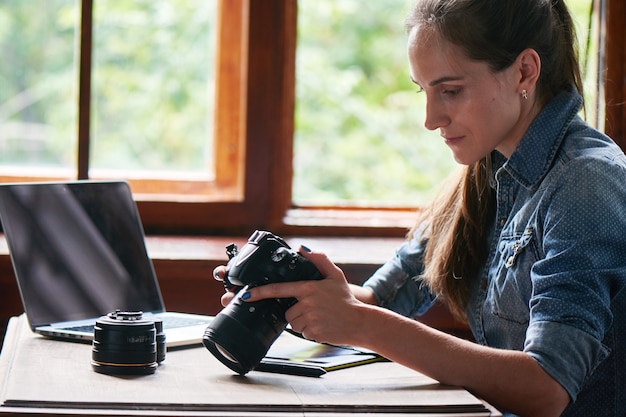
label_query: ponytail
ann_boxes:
[411,157,495,322]
[545,0,584,102]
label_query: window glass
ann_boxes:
[294,0,596,207]
[91,1,217,179]
[294,0,453,207]
[0,1,77,173]
[565,0,600,126]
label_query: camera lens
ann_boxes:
[203,288,288,375]
[91,311,159,375]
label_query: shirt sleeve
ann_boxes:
[362,232,437,318]
[524,153,626,401]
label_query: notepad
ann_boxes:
[259,331,386,376]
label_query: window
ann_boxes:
[1,0,625,237]
[0,0,233,198]
[0,0,255,233]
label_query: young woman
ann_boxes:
[215,1,626,416]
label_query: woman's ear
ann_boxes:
[517,48,541,96]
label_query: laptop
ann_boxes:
[0,180,213,348]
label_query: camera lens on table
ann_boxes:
[91,310,165,375]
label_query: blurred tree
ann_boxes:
[0,0,76,167]
[0,1,216,175]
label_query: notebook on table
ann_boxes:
[0,180,213,348]
[258,329,386,377]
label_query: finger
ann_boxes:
[244,281,309,302]
[298,245,345,281]
[220,291,235,307]
[213,265,227,282]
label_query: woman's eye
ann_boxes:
[442,88,461,96]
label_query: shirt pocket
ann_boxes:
[488,227,538,325]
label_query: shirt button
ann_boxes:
[500,219,506,227]
[506,256,515,268]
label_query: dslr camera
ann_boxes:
[203,230,322,375]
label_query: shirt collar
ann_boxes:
[491,86,583,189]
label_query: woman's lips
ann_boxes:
[444,135,463,146]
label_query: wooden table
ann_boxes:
[0,315,501,416]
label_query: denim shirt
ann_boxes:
[363,89,626,417]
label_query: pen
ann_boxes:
[255,361,327,377]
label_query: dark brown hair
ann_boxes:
[405,0,583,321]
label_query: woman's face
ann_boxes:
[407,26,530,164]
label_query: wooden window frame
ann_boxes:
[129,0,412,238]
[141,0,626,238]
[137,0,308,236]
[604,0,626,151]
[138,0,418,238]
[1,0,624,239]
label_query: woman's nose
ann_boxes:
[423,99,448,131]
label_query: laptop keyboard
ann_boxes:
[63,324,95,333]
[61,316,211,333]
[161,316,212,330]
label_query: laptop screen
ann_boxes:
[0,181,165,327]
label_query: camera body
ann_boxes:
[223,230,322,294]
[203,230,322,375]
[91,310,166,375]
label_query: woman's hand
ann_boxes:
[238,246,368,346]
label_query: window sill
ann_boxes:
[285,207,419,226]
[144,234,402,266]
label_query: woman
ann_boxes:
[215,1,626,416]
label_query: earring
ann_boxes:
[522,89,529,100]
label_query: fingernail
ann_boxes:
[213,270,220,280]
[241,291,251,301]
[301,245,312,253]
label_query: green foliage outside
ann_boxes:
[90,1,216,173]
[0,0,215,174]
[294,0,455,207]
[0,0,76,167]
